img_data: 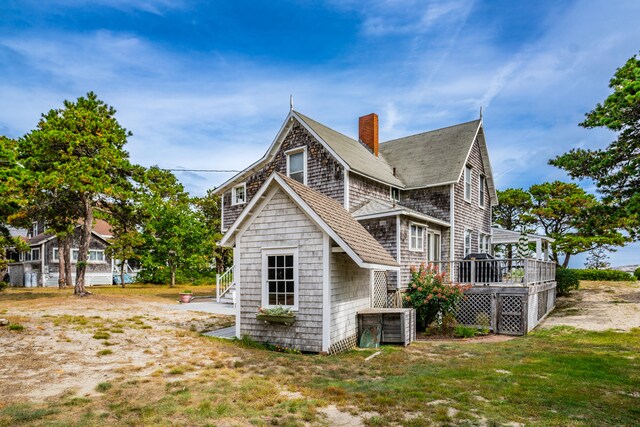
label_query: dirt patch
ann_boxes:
[0,293,234,403]
[542,281,640,331]
[415,333,516,344]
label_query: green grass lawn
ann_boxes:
[1,326,638,426]
[1,282,638,426]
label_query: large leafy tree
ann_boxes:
[195,189,230,273]
[492,188,535,259]
[0,136,28,274]
[529,181,627,267]
[137,168,216,287]
[550,54,640,238]
[18,92,135,295]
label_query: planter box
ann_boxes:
[179,294,193,303]
[256,314,296,326]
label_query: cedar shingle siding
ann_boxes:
[402,185,450,223]
[237,189,325,352]
[223,122,344,230]
[453,139,492,260]
[348,173,391,212]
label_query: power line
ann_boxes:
[165,169,241,173]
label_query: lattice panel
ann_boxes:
[499,295,523,334]
[537,290,549,320]
[387,292,398,308]
[373,271,388,308]
[456,293,492,327]
[328,334,357,355]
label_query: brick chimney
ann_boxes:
[359,113,379,157]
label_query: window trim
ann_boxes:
[390,187,400,203]
[261,247,299,310]
[464,166,472,203]
[231,183,247,206]
[409,223,425,252]
[427,230,442,262]
[479,174,486,208]
[286,147,307,185]
[31,248,40,261]
[478,233,490,254]
[463,228,472,257]
[53,248,106,263]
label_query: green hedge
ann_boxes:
[567,269,635,282]
[634,267,640,280]
[556,267,579,296]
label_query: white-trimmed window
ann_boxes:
[479,175,486,208]
[21,251,32,261]
[427,231,441,262]
[409,224,425,251]
[31,221,38,237]
[464,166,472,202]
[89,250,105,262]
[286,148,306,184]
[54,248,105,263]
[262,248,298,308]
[479,233,490,254]
[231,183,246,205]
[390,187,400,203]
[31,248,40,261]
[464,229,472,257]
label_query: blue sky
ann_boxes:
[1,0,638,267]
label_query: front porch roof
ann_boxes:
[491,227,555,244]
[352,199,450,227]
[220,172,400,270]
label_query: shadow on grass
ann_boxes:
[0,292,62,302]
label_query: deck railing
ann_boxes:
[430,258,556,286]
[216,265,235,302]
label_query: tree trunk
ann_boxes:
[58,236,66,289]
[562,253,571,268]
[170,265,176,288]
[63,237,72,287]
[120,261,126,289]
[75,197,92,296]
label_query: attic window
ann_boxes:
[286,147,306,184]
[390,187,400,203]
[231,183,246,205]
[464,166,472,202]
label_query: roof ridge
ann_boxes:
[294,110,359,143]
[381,119,481,145]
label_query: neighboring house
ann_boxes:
[6,219,113,287]
[216,109,556,352]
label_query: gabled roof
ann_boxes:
[352,199,450,227]
[379,119,498,204]
[221,172,399,269]
[294,112,403,187]
[213,110,404,195]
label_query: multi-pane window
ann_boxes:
[409,224,425,251]
[231,183,246,205]
[479,175,486,208]
[464,229,472,257]
[54,249,105,262]
[464,166,472,202]
[479,234,490,254]
[31,248,40,261]
[266,254,295,306]
[287,150,305,184]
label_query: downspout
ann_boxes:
[450,184,455,282]
[396,215,401,288]
[343,170,350,211]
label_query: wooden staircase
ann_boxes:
[216,265,235,305]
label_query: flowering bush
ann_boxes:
[404,263,470,327]
[257,306,295,317]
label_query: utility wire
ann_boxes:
[165,169,241,173]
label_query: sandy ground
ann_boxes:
[541,280,640,331]
[0,294,235,402]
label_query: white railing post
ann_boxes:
[524,258,529,285]
[470,259,476,284]
[216,273,221,302]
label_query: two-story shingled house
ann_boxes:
[214,109,520,352]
